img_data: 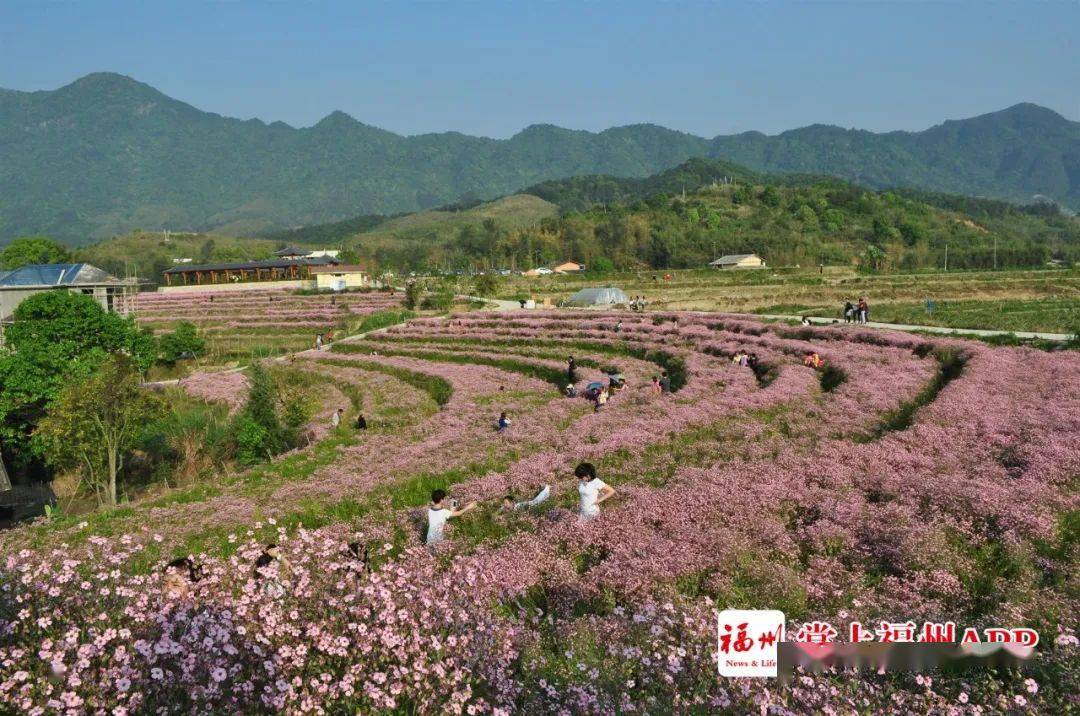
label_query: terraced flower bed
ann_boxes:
[2,310,1077,713]
[134,287,405,362]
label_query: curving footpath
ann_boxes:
[758,312,1073,341]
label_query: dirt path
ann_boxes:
[758,313,1072,341]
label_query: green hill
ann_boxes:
[1,73,1078,244]
[297,159,1080,273]
[76,194,559,281]
[534,175,1080,271]
[76,232,282,281]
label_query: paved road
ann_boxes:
[459,295,522,311]
[758,314,1072,342]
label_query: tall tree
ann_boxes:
[0,237,72,270]
[0,291,155,465]
[35,354,163,506]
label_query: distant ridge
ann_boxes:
[1,73,1077,243]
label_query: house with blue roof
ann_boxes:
[0,263,135,343]
[1,262,134,521]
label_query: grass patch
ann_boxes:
[316,356,453,406]
[348,308,416,335]
[367,334,688,391]
[819,364,847,392]
[859,348,967,440]
[333,343,566,389]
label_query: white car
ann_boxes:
[534,267,553,275]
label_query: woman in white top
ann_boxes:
[425,489,477,546]
[575,462,615,520]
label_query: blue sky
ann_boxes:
[1,1,1077,138]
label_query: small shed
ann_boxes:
[565,286,630,306]
[310,265,368,291]
[709,253,766,269]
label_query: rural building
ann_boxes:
[709,253,766,269]
[553,261,585,273]
[0,263,136,344]
[161,256,340,288]
[274,246,308,258]
[274,247,340,260]
[309,265,369,291]
[565,286,630,306]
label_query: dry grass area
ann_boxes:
[495,266,1079,326]
[354,194,557,244]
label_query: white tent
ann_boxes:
[566,286,630,306]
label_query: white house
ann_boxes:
[309,265,368,291]
[709,253,766,269]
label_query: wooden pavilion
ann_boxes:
[161,257,340,286]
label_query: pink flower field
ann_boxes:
[2,310,1077,714]
[134,287,404,340]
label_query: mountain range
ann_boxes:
[1,72,1078,244]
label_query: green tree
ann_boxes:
[587,256,616,275]
[474,273,499,297]
[338,246,361,265]
[403,281,421,310]
[231,363,284,464]
[760,186,781,208]
[0,292,156,464]
[732,184,755,205]
[3,291,155,372]
[421,282,455,311]
[35,354,163,506]
[821,208,845,231]
[158,321,206,364]
[0,237,72,270]
[872,216,901,243]
[795,205,818,226]
[861,244,888,273]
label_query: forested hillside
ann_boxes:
[77,232,281,281]
[709,103,1080,209]
[0,74,708,242]
[337,159,1080,272]
[2,73,1077,244]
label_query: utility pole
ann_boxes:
[944,243,948,272]
[993,236,998,270]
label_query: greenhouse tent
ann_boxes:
[566,287,629,306]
